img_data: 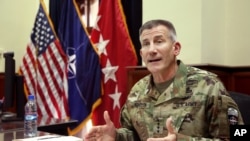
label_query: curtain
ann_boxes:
[121,0,142,65]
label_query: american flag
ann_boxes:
[20,1,69,119]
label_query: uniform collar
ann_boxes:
[147,60,189,100]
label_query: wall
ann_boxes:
[143,0,202,64]
[143,0,250,66]
[0,0,49,72]
[201,0,226,65]
[224,0,250,65]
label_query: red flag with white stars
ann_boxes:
[90,0,138,127]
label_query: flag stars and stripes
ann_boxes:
[20,3,68,119]
[109,85,121,110]
[93,15,101,31]
[102,59,119,83]
[90,0,138,127]
[32,11,55,55]
[95,33,109,55]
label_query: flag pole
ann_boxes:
[86,0,90,28]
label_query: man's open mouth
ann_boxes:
[148,58,161,62]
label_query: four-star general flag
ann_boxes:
[58,0,101,135]
[90,0,138,127]
[20,0,69,119]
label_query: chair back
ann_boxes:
[229,91,250,124]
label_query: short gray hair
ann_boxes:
[139,19,177,41]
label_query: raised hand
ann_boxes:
[84,111,116,141]
[147,117,176,141]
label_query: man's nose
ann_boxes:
[148,43,156,51]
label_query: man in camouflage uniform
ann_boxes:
[84,19,243,141]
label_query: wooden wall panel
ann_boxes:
[0,73,4,99]
[206,70,231,91]
[232,72,250,94]
[126,67,150,95]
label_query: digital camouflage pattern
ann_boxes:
[115,60,244,141]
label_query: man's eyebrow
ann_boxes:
[141,38,149,43]
[141,34,166,43]
[154,35,164,39]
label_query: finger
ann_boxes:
[147,138,166,141]
[85,126,99,138]
[103,110,112,125]
[166,117,175,134]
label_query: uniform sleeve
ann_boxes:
[175,79,244,141]
[206,80,244,137]
[114,104,140,141]
[115,128,140,141]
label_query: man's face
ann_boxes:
[139,25,180,74]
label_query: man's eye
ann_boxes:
[155,40,163,44]
[142,42,150,47]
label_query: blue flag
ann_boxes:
[58,0,101,135]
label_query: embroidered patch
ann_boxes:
[228,107,239,125]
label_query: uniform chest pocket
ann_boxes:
[129,102,154,139]
[171,100,204,133]
[133,102,153,126]
[154,100,202,133]
[155,106,189,133]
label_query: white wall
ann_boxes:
[143,0,202,65]
[143,0,250,66]
[224,0,250,66]
[201,0,226,65]
[0,0,49,72]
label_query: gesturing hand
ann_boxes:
[84,111,116,141]
[147,117,177,141]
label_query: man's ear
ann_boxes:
[140,49,143,57]
[173,41,181,55]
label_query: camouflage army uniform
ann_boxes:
[115,60,243,141]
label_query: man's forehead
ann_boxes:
[140,26,169,40]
